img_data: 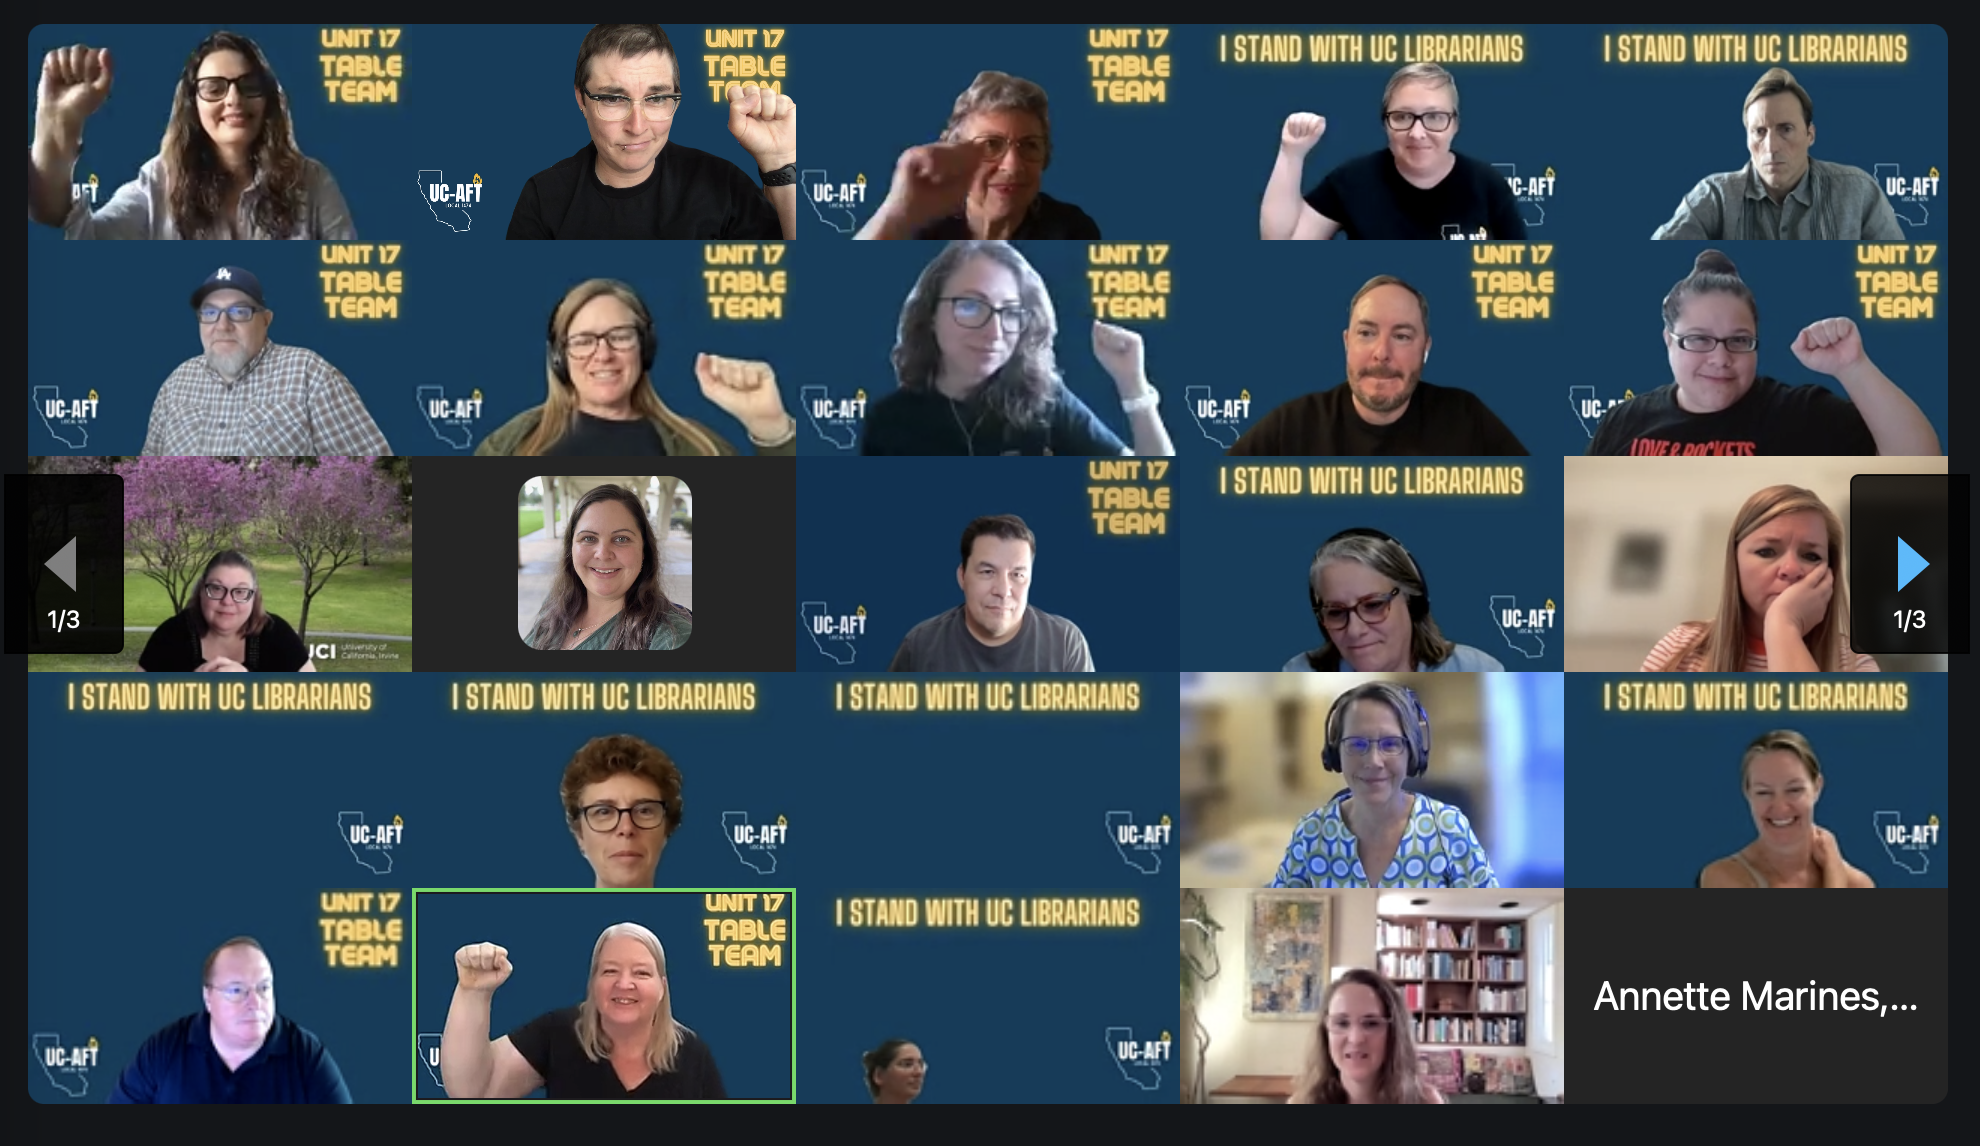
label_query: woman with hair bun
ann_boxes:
[1587,249,1939,456]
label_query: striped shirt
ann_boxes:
[1641,622,1880,672]
[62,155,356,240]
[142,342,392,456]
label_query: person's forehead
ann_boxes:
[588,49,677,90]
[203,288,254,309]
[599,935,656,966]
[968,535,1032,564]
[893,1044,923,1062]
[211,945,272,980]
[1387,81,1452,110]
[571,294,637,331]
[1343,699,1404,730]
[963,107,1045,138]
[1318,559,1392,594]
[1352,285,1423,325]
[574,500,641,533]
[1329,982,1385,1011]
[207,564,255,585]
[1748,750,1813,784]
[1745,93,1803,125]
[582,772,663,802]
[197,49,253,78]
[944,256,1022,300]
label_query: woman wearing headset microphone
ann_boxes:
[1284,529,1505,672]
[1269,680,1499,888]
[477,278,798,455]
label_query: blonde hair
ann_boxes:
[1744,67,1813,126]
[1289,969,1432,1104]
[520,279,725,457]
[573,922,690,1075]
[1381,62,1458,117]
[1676,485,1850,671]
[1740,729,1823,789]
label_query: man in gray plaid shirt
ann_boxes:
[142,266,392,456]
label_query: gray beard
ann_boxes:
[207,346,252,381]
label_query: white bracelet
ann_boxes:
[748,415,798,449]
[1121,385,1160,414]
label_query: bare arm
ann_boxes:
[439,987,543,1099]
[1833,357,1941,456]
[1698,858,1757,888]
[1261,147,1339,240]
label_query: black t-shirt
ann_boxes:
[508,1007,726,1100]
[1306,149,1527,240]
[137,612,311,672]
[861,385,1129,455]
[542,412,669,456]
[1586,376,1877,456]
[507,142,781,239]
[913,192,1103,239]
[1227,380,1529,456]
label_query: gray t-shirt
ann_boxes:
[888,606,1094,672]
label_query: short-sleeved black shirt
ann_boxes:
[1585,376,1878,456]
[861,385,1129,455]
[507,1007,727,1100]
[1306,149,1527,240]
[507,142,780,240]
[137,612,311,672]
[1227,380,1529,456]
[913,191,1102,239]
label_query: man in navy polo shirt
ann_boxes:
[108,936,352,1103]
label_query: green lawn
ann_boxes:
[26,547,412,672]
[518,508,544,538]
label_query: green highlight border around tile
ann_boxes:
[410,887,796,1104]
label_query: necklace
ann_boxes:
[948,398,987,456]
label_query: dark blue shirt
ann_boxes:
[108,1012,353,1103]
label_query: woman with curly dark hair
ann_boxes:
[31,31,355,239]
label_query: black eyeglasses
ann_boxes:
[1672,333,1759,353]
[565,327,641,356]
[196,74,267,102]
[201,584,257,603]
[942,297,1029,333]
[581,801,668,832]
[1383,110,1454,132]
[1316,588,1401,630]
[199,304,265,325]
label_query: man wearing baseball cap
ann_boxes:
[141,265,391,455]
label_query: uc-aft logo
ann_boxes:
[418,169,482,232]
[33,386,101,449]
[1183,386,1251,449]
[416,1033,443,1088]
[338,811,404,874]
[1490,595,1557,660]
[32,1032,100,1098]
[1106,810,1173,874]
[722,811,789,875]
[416,385,483,449]
[801,601,867,664]
[1569,385,1633,438]
[1106,1026,1171,1091]
[801,168,869,234]
[1493,163,1555,229]
[1873,811,1942,875]
[799,385,866,449]
[1875,164,1940,228]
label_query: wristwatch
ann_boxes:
[760,163,798,187]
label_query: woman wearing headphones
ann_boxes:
[477,278,799,455]
[1269,681,1499,889]
[1284,529,1505,671]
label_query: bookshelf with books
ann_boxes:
[1376,915,1529,1047]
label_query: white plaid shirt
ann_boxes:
[142,341,392,456]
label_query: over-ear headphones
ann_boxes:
[1319,682,1432,778]
[546,285,657,387]
[1309,528,1432,625]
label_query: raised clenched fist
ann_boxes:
[1280,112,1327,158]
[38,45,115,133]
[455,942,513,992]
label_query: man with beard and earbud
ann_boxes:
[1226,275,1526,456]
[142,265,391,456]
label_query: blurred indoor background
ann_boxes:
[1178,673,1564,890]
[1562,457,1949,673]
